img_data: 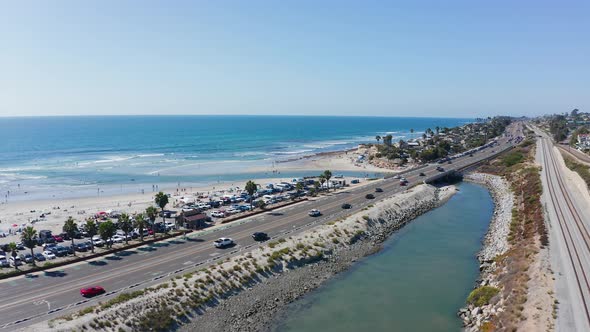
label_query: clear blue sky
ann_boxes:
[1,0,588,117]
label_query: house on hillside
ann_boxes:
[577,134,590,151]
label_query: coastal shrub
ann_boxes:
[101,290,145,309]
[278,238,286,243]
[564,156,590,189]
[136,307,175,332]
[268,241,278,248]
[501,152,524,167]
[467,286,500,307]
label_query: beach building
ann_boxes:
[176,210,210,229]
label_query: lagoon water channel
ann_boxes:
[276,182,494,332]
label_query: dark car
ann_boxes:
[375,188,383,193]
[252,232,269,241]
[365,194,375,199]
[55,246,68,257]
[65,246,75,255]
[80,286,105,297]
[341,203,352,209]
[22,253,34,264]
[74,243,88,252]
[436,166,444,172]
[34,252,46,262]
[419,172,425,176]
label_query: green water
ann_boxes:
[276,182,493,332]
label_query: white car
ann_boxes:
[164,222,176,231]
[111,235,124,243]
[226,208,240,215]
[0,255,9,267]
[211,211,226,218]
[308,209,321,217]
[92,235,104,247]
[214,237,234,248]
[393,175,401,179]
[43,250,56,260]
[9,256,22,267]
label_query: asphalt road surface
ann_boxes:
[0,128,518,330]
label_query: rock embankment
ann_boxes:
[43,184,455,332]
[458,172,513,330]
[183,184,455,332]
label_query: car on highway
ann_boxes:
[419,172,425,176]
[252,232,269,241]
[375,188,383,192]
[80,286,105,297]
[43,250,56,260]
[214,237,234,248]
[393,175,401,179]
[308,209,321,217]
[341,203,352,209]
[34,252,46,262]
[436,166,444,172]
[365,194,375,199]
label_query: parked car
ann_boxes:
[0,255,9,267]
[211,211,226,218]
[34,252,46,262]
[52,235,64,242]
[351,179,360,184]
[111,235,125,243]
[252,232,269,241]
[341,203,352,209]
[74,243,88,252]
[80,286,105,297]
[375,188,383,192]
[393,175,401,179]
[308,209,321,217]
[419,172,425,176]
[9,255,23,267]
[22,253,34,264]
[55,246,68,257]
[43,250,56,260]
[92,236,104,247]
[15,242,25,250]
[214,238,234,248]
[365,194,375,199]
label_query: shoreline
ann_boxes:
[40,184,456,332]
[459,172,513,330]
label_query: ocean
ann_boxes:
[0,115,470,201]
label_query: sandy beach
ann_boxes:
[0,147,397,245]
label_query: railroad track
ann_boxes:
[541,138,590,326]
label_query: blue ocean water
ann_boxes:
[0,115,469,200]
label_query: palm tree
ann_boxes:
[119,213,132,244]
[295,182,304,197]
[145,206,158,239]
[318,175,326,192]
[154,192,169,221]
[99,220,116,249]
[134,213,147,242]
[256,200,266,210]
[410,128,414,140]
[8,242,18,270]
[422,133,427,140]
[323,170,332,191]
[375,135,381,145]
[63,216,78,249]
[85,218,98,253]
[435,126,440,135]
[21,227,37,266]
[245,180,257,210]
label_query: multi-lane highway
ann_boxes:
[0,128,518,330]
[537,132,590,331]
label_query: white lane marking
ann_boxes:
[33,299,50,311]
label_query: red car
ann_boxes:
[52,235,64,242]
[80,286,105,297]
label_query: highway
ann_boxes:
[537,132,590,331]
[0,129,517,330]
